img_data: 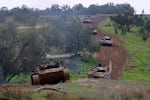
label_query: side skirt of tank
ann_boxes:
[63,69,70,82]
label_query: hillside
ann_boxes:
[0,15,150,100]
[98,17,150,81]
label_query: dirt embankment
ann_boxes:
[92,16,127,79]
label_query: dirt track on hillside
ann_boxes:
[92,16,127,79]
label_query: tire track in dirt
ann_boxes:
[92,16,127,79]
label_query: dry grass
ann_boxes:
[44,92,79,100]
[0,80,149,100]
[0,86,32,100]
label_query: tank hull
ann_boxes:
[31,67,70,85]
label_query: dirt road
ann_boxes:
[92,16,127,79]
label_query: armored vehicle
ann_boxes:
[88,61,112,79]
[83,16,92,23]
[31,61,70,85]
[100,35,113,46]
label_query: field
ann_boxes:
[0,80,150,100]
[98,17,150,81]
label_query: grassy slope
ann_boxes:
[98,18,150,81]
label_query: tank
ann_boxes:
[100,35,113,46]
[92,29,98,35]
[83,16,92,24]
[31,61,70,85]
[88,61,112,79]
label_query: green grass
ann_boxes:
[10,73,31,84]
[98,18,150,81]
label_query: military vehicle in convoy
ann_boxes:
[83,16,93,24]
[100,35,113,46]
[88,61,112,79]
[31,61,70,85]
[92,29,98,35]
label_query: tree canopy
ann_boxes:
[110,14,150,41]
[0,3,135,17]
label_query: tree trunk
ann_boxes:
[7,64,23,82]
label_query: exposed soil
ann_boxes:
[92,16,127,79]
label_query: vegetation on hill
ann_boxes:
[110,14,150,41]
